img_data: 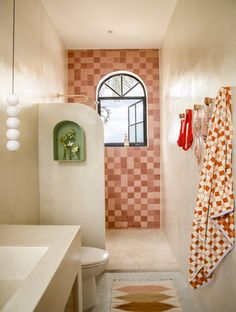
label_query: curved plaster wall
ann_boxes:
[39,103,105,249]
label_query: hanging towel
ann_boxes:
[193,110,203,167]
[177,117,185,147]
[201,104,213,142]
[183,109,193,151]
[189,87,234,289]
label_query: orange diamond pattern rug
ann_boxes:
[111,280,182,311]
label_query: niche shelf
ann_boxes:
[53,120,85,161]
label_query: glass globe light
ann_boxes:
[7,94,19,106]
[6,140,20,151]
[6,117,20,129]
[7,105,20,117]
[6,129,20,140]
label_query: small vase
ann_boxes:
[69,149,72,160]
[63,149,69,160]
[71,152,79,160]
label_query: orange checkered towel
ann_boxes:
[189,87,235,288]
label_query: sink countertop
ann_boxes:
[0,225,82,312]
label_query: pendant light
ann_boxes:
[6,0,20,152]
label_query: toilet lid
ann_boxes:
[79,246,109,266]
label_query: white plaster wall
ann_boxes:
[161,0,236,311]
[39,103,105,249]
[0,0,66,224]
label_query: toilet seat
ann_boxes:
[80,247,109,310]
[80,246,109,267]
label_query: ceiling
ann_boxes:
[41,0,177,49]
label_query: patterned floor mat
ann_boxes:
[111,280,183,311]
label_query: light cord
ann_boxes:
[12,0,16,94]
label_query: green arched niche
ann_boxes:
[53,120,86,161]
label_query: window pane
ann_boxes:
[129,105,135,125]
[101,99,138,144]
[123,75,138,95]
[105,75,121,96]
[136,101,143,123]
[129,125,136,143]
[99,84,119,97]
[124,83,144,97]
[136,123,144,142]
[98,73,147,146]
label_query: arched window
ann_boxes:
[97,72,147,147]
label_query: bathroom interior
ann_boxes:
[0,0,236,311]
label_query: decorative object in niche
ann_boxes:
[53,121,85,161]
[60,128,79,160]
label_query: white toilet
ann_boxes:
[79,246,109,310]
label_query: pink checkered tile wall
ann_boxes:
[68,49,160,228]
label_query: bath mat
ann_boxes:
[111,280,182,311]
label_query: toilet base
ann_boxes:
[83,277,96,311]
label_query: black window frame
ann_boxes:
[97,73,147,147]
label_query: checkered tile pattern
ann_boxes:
[68,49,160,229]
[189,87,235,288]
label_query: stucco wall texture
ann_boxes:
[161,0,236,311]
[0,0,66,224]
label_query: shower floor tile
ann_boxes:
[106,229,178,272]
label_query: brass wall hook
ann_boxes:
[194,104,204,110]
[204,97,215,106]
